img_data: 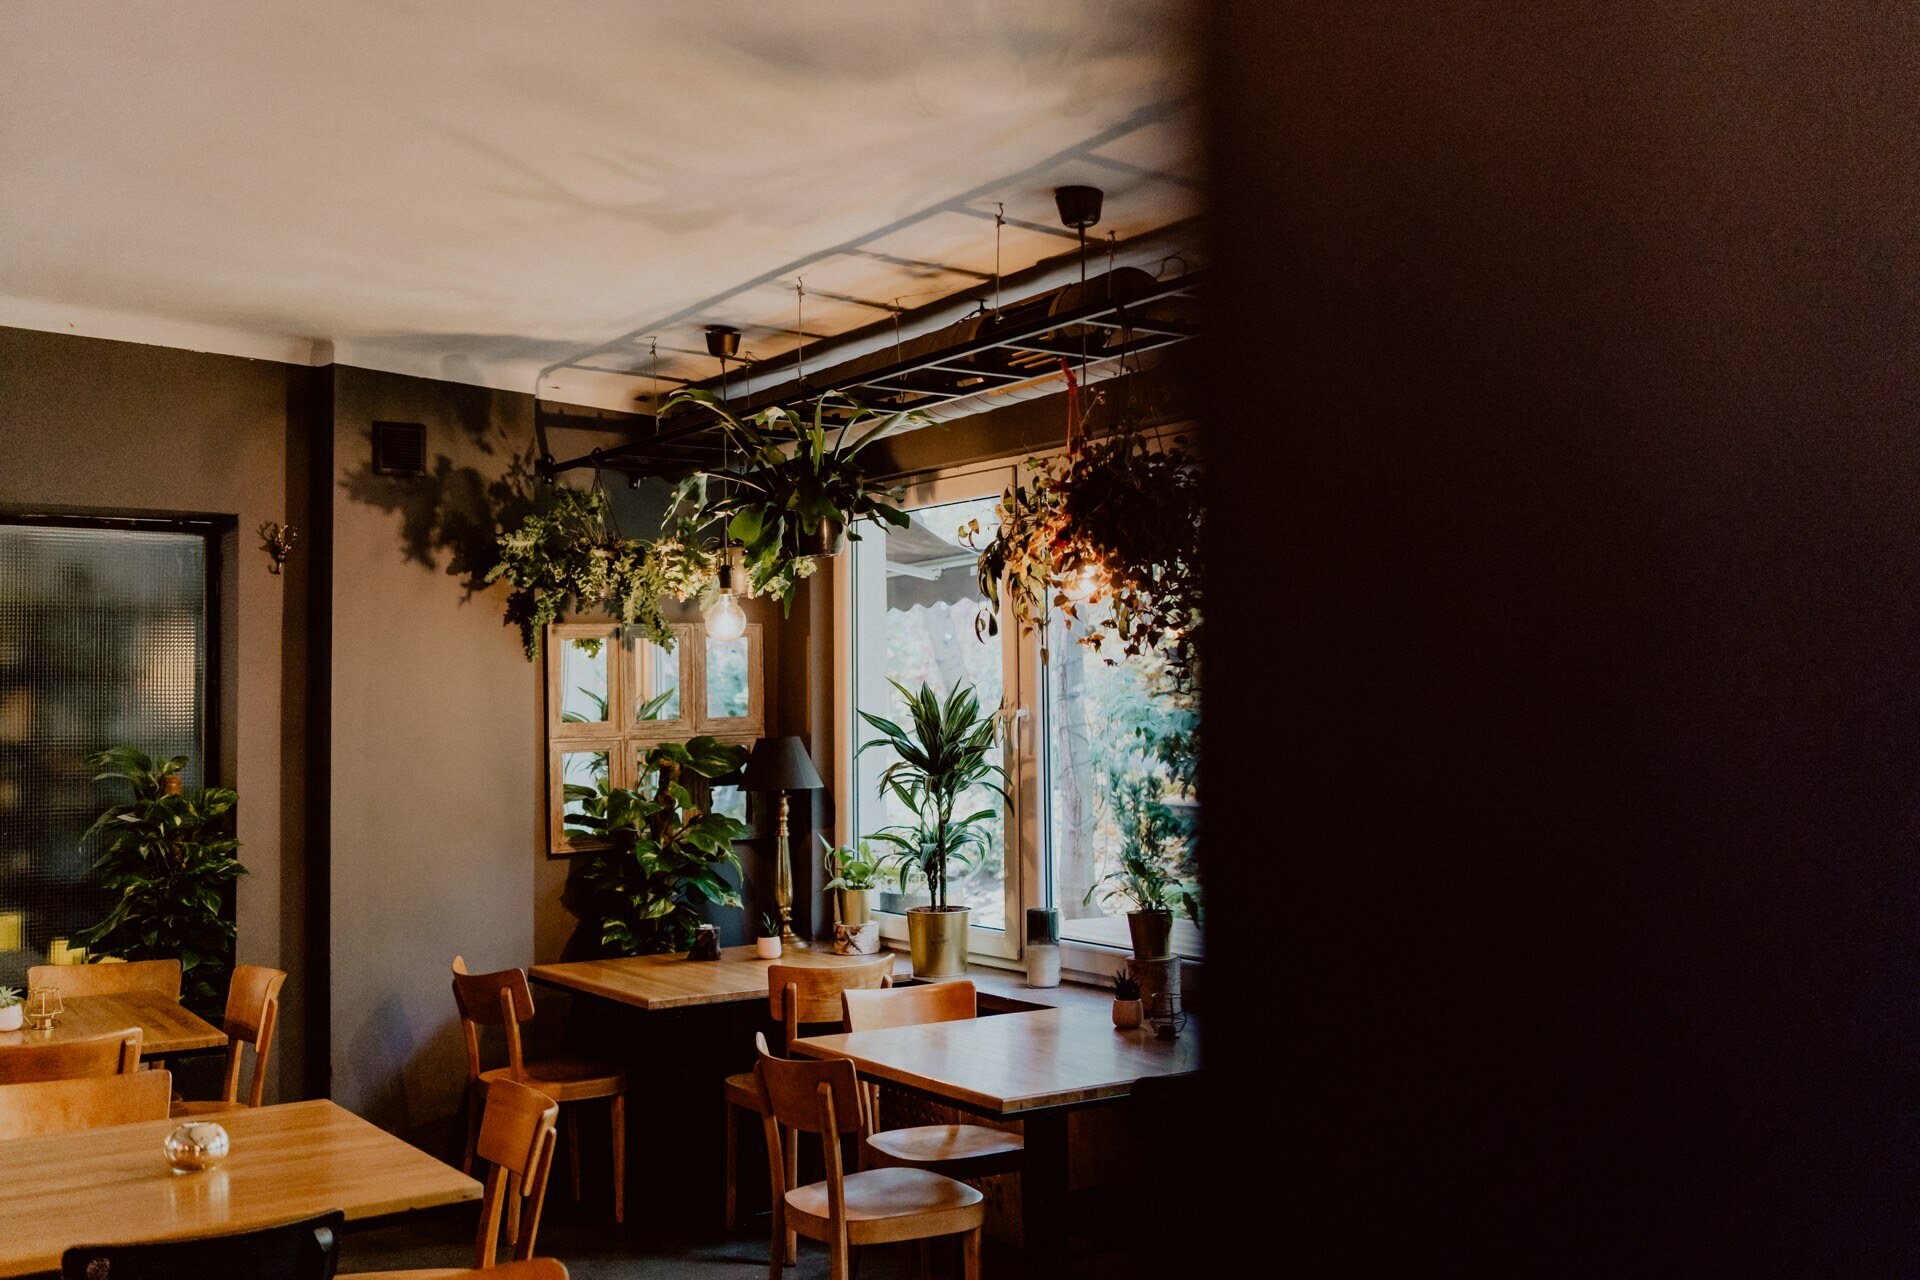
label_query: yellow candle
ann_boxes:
[46,938,68,965]
[0,912,20,951]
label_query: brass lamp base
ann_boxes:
[773,792,809,948]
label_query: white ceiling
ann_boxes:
[0,1,1199,412]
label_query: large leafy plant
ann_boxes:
[1084,773,1199,921]
[561,736,749,955]
[665,390,928,607]
[856,681,1006,911]
[75,747,244,1009]
[969,418,1202,679]
[487,486,712,660]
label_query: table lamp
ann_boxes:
[739,736,824,948]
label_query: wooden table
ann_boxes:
[794,1006,1199,1276]
[0,1099,481,1277]
[0,990,226,1058]
[531,943,901,1011]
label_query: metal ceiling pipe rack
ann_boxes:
[536,267,1200,482]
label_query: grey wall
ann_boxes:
[322,366,543,1138]
[0,325,311,1102]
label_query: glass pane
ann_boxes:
[633,637,679,723]
[1045,598,1202,959]
[559,638,610,724]
[560,750,611,839]
[706,633,750,720]
[710,784,748,824]
[852,496,1007,930]
[0,523,208,988]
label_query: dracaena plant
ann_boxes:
[561,736,750,955]
[664,390,930,608]
[75,746,245,1010]
[856,681,1007,911]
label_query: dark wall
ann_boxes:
[0,326,312,1101]
[1200,3,1920,1272]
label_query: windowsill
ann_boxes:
[870,941,1202,1016]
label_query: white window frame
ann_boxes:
[832,463,1034,963]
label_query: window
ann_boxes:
[836,458,1202,970]
[845,469,1030,959]
[0,520,214,987]
[544,620,764,855]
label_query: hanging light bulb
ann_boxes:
[704,547,748,642]
[1063,561,1106,602]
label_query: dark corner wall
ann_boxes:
[1201,2,1920,1273]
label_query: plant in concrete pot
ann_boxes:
[1084,775,1198,961]
[755,912,782,960]
[0,987,21,1033]
[562,736,750,956]
[859,680,1006,980]
[75,747,244,1012]
[820,836,881,928]
[1110,969,1144,1029]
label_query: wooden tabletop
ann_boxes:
[0,990,226,1058]
[0,1099,481,1277]
[532,944,903,1011]
[792,1005,1198,1116]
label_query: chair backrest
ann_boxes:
[217,965,288,1108]
[0,1070,174,1140]
[28,959,183,1000]
[451,958,536,1081]
[62,1209,344,1280]
[471,1077,560,1269]
[0,1028,142,1083]
[438,1261,569,1280]
[766,955,894,1041]
[754,1034,864,1214]
[841,978,978,1031]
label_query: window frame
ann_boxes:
[543,620,765,857]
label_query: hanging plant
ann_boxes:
[968,393,1202,677]
[662,390,932,610]
[485,486,681,660]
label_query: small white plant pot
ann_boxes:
[756,936,783,960]
[0,1003,22,1032]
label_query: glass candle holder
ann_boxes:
[24,985,61,1031]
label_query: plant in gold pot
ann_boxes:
[859,680,1006,980]
[820,836,881,928]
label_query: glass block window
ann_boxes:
[0,522,212,988]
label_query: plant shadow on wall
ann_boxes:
[336,394,540,601]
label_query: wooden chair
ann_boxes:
[414,1263,568,1280]
[755,1034,983,1280]
[27,958,183,999]
[0,1027,142,1083]
[0,1070,174,1139]
[62,1209,343,1280]
[723,954,895,1237]
[343,1078,559,1279]
[839,980,1025,1178]
[450,957,626,1226]
[173,964,287,1116]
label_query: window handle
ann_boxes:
[994,704,1030,753]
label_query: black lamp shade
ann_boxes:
[738,736,823,793]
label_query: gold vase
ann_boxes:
[838,888,877,928]
[906,906,970,979]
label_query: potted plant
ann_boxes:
[0,987,21,1033]
[1084,776,1199,961]
[820,836,881,927]
[665,390,931,607]
[75,747,245,1012]
[561,737,750,956]
[1110,969,1144,1029]
[858,680,1007,979]
[755,913,783,960]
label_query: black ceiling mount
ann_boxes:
[1054,185,1104,230]
[703,325,741,359]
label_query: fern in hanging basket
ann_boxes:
[485,486,684,660]
[969,422,1203,677]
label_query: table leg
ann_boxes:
[1020,1110,1070,1277]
